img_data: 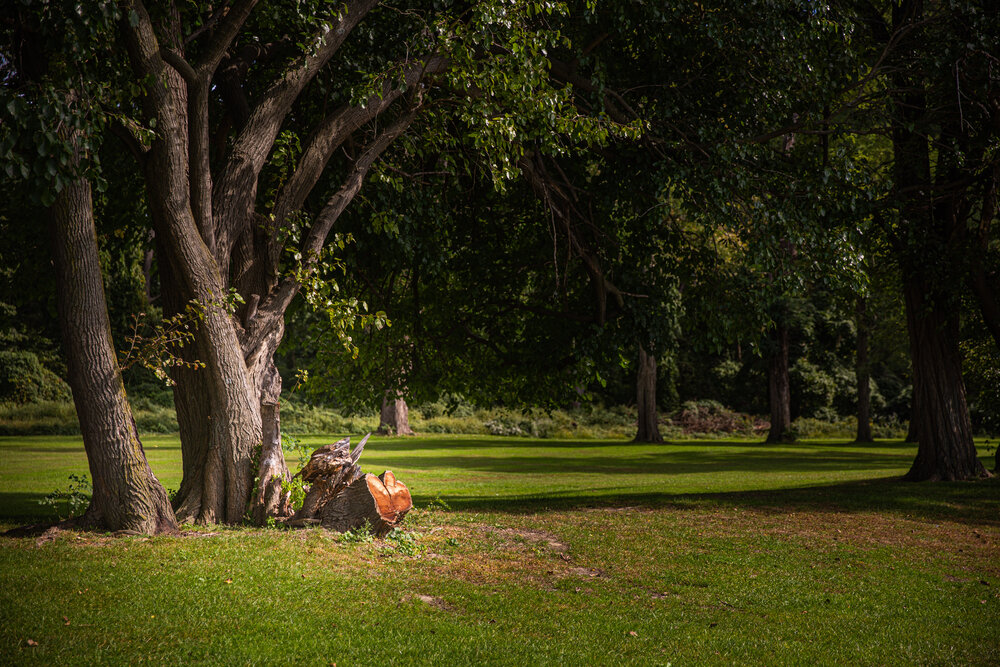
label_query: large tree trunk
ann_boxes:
[902,279,987,481]
[50,167,177,535]
[128,35,263,525]
[855,298,873,443]
[766,323,794,443]
[379,394,414,436]
[120,0,416,524]
[634,346,662,443]
[888,0,986,481]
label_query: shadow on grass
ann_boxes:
[413,476,1000,528]
[0,492,60,525]
[384,449,915,476]
[368,437,919,452]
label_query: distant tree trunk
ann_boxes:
[50,164,177,535]
[766,323,793,443]
[902,279,987,481]
[856,298,873,443]
[379,393,414,435]
[634,346,662,443]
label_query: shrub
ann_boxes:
[0,350,72,405]
[671,400,760,436]
[790,359,837,418]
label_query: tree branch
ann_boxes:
[243,109,416,360]
[272,56,447,231]
[159,48,197,84]
[195,0,259,76]
[212,0,380,273]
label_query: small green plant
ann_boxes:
[38,473,91,520]
[385,529,424,556]
[281,475,307,511]
[424,495,451,512]
[339,521,375,544]
[280,432,312,510]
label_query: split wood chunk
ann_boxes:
[321,471,413,537]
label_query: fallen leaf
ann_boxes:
[225,578,233,584]
[63,616,70,626]
[628,631,638,637]
[301,574,307,579]
[27,639,38,646]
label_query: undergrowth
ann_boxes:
[1,397,911,440]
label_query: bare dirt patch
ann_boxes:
[487,527,570,553]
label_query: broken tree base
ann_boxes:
[322,471,412,536]
[286,434,413,536]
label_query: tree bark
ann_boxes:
[124,7,273,524]
[887,0,987,480]
[50,167,177,535]
[856,297,873,443]
[379,394,414,436]
[902,279,987,480]
[634,346,663,443]
[766,323,794,443]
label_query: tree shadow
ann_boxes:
[384,447,916,476]
[413,476,1000,528]
[0,492,60,525]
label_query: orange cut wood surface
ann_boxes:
[366,472,413,521]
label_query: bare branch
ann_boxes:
[272,56,447,228]
[160,48,197,84]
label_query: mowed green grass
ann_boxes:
[1,434,998,665]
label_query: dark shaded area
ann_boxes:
[373,439,921,476]
[0,492,58,524]
[366,437,920,452]
[414,476,1000,529]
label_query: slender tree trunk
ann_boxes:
[379,394,414,436]
[250,354,292,522]
[856,298,873,443]
[766,323,793,443]
[634,346,662,443]
[50,168,177,534]
[902,279,987,480]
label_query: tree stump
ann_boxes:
[322,471,412,536]
[286,434,413,535]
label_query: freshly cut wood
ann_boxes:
[286,433,412,535]
[321,471,412,536]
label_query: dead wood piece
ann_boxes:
[291,434,369,523]
[321,471,413,537]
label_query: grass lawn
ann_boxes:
[1,434,998,665]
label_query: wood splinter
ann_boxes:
[286,433,413,536]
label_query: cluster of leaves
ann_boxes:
[118,305,205,387]
[38,473,91,520]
